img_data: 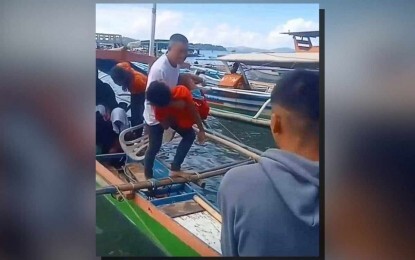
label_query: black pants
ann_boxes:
[144,124,196,179]
[130,93,145,137]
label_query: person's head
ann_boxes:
[231,62,240,74]
[178,73,196,89]
[146,81,172,107]
[167,33,189,65]
[110,65,132,91]
[270,69,319,156]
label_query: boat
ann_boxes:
[187,47,201,57]
[96,46,262,256]
[198,31,320,126]
[96,123,262,256]
[96,7,265,256]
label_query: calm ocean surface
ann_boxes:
[97,50,277,256]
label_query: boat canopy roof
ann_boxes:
[217,52,319,69]
[96,48,156,64]
[280,31,319,38]
[96,48,191,69]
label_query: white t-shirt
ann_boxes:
[143,54,180,125]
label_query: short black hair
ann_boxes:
[110,65,129,82]
[168,33,188,49]
[146,81,172,107]
[271,69,319,121]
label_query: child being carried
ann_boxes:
[146,74,209,145]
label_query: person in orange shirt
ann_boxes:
[145,80,206,176]
[110,62,147,137]
[178,73,210,120]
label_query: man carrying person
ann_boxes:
[218,69,320,256]
[143,33,205,180]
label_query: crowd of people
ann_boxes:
[96,33,320,257]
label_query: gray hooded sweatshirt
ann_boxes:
[218,148,319,256]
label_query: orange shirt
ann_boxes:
[116,62,147,94]
[155,85,195,129]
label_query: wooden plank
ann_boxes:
[125,162,147,182]
[133,195,220,256]
[174,211,222,254]
[159,201,204,218]
[104,165,119,176]
[193,196,222,223]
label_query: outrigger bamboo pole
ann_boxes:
[204,128,263,156]
[209,109,270,127]
[96,159,254,195]
[203,131,261,161]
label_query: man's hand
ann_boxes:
[197,130,206,144]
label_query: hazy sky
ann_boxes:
[96,4,319,49]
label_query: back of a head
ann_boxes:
[110,65,129,84]
[272,69,319,125]
[146,81,171,107]
[178,74,193,88]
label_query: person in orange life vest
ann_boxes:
[146,80,206,174]
[177,73,210,120]
[110,62,147,137]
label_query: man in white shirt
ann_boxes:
[143,34,206,180]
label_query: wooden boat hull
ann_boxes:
[96,124,263,256]
[96,156,221,256]
[204,87,272,124]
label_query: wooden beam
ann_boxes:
[193,195,222,223]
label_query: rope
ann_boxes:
[193,171,201,180]
[166,177,174,197]
[214,118,244,144]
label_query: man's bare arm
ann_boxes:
[187,73,205,85]
[189,102,204,132]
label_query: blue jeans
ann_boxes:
[144,124,196,179]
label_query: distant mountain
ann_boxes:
[226,46,268,53]
[122,37,138,45]
[190,43,227,51]
[226,46,295,53]
[270,47,295,53]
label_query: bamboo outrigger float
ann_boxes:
[96,124,262,256]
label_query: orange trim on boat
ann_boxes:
[133,194,220,256]
[95,160,220,256]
